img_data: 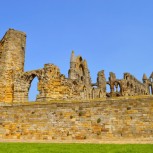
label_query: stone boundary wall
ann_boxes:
[0,97,153,141]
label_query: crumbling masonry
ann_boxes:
[0,29,153,103]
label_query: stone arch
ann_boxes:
[13,70,42,102]
[26,73,41,99]
[28,74,40,89]
[28,76,39,101]
[25,71,42,101]
[114,81,122,96]
[28,73,42,99]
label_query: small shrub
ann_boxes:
[97,118,101,123]
[67,132,69,136]
[70,115,73,119]
[97,131,101,135]
[127,107,131,110]
[79,111,83,116]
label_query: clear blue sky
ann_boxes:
[1,0,153,100]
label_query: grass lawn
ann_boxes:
[0,143,153,153]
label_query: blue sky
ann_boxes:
[1,0,153,100]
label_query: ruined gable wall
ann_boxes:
[0,97,153,141]
[69,52,91,86]
[36,64,72,101]
[35,63,93,101]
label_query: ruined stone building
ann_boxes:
[0,29,152,103]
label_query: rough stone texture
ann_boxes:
[0,29,153,142]
[0,29,26,103]
[0,29,152,103]
[0,97,153,141]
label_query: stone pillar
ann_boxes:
[0,29,26,102]
[97,70,106,95]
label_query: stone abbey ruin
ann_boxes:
[0,29,152,103]
[0,29,153,141]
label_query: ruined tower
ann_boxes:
[68,51,91,86]
[0,29,26,102]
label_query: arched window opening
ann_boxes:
[106,84,111,93]
[81,76,84,81]
[28,77,39,101]
[79,64,84,77]
[91,88,95,99]
[99,90,102,98]
[114,85,117,92]
[116,84,121,93]
[149,86,152,95]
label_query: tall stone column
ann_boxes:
[0,29,26,102]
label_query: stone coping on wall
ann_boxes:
[0,95,153,107]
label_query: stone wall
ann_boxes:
[0,96,153,141]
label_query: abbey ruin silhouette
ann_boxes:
[0,29,153,103]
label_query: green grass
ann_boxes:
[0,143,153,153]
